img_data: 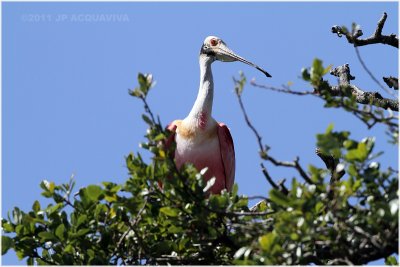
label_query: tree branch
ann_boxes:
[329,64,398,111]
[251,76,398,132]
[331,12,398,48]
[234,79,313,185]
[235,87,264,153]
[260,163,279,190]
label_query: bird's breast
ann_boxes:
[174,120,220,165]
[173,119,227,194]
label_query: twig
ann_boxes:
[354,47,397,97]
[294,157,314,184]
[329,64,398,111]
[113,197,149,263]
[234,79,313,185]
[265,155,313,184]
[260,163,279,190]
[277,178,289,195]
[250,81,314,96]
[252,79,398,132]
[140,96,163,131]
[235,87,264,153]
[252,71,399,112]
[331,12,399,48]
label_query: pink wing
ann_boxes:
[217,123,235,191]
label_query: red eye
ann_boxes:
[210,39,218,46]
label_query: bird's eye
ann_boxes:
[210,39,218,46]
[203,45,209,49]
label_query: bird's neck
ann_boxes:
[187,55,214,129]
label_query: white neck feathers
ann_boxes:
[186,55,214,125]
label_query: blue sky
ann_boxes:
[2,2,398,265]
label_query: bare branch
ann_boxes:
[260,163,279,190]
[329,64,399,111]
[262,154,313,184]
[234,79,313,185]
[294,157,314,184]
[332,12,398,48]
[252,68,399,112]
[250,80,314,96]
[252,77,398,132]
[235,87,264,153]
[277,178,289,195]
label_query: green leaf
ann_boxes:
[46,203,64,215]
[269,189,290,206]
[325,123,334,134]
[128,88,143,98]
[323,64,333,75]
[38,232,57,242]
[76,214,88,227]
[160,207,179,217]
[2,222,14,232]
[27,257,34,265]
[385,256,398,265]
[86,185,103,201]
[142,114,153,125]
[259,232,277,251]
[87,249,95,259]
[315,202,324,213]
[32,200,41,213]
[2,236,14,255]
[168,225,183,234]
[301,68,310,81]
[137,73,152,96]
[234,71,246,96]
[55,224,66,241]
[310,58,324,84]
[76,228,91,237]
[64,244,75,254]
[290,233,299,241]
[346,142,368,162]
[16,250,25,260]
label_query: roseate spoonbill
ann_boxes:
[167,36,271,194]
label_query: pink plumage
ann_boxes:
[163,35,270,194]
[166,121,235,194]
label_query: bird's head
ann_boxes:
[200,36,271,77]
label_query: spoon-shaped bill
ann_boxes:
[215,43,272,78]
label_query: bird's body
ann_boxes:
[167,36,270,194]
[168,119,233,194]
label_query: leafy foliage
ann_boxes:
[2,71,398,265]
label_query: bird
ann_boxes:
[166,36,271,194]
